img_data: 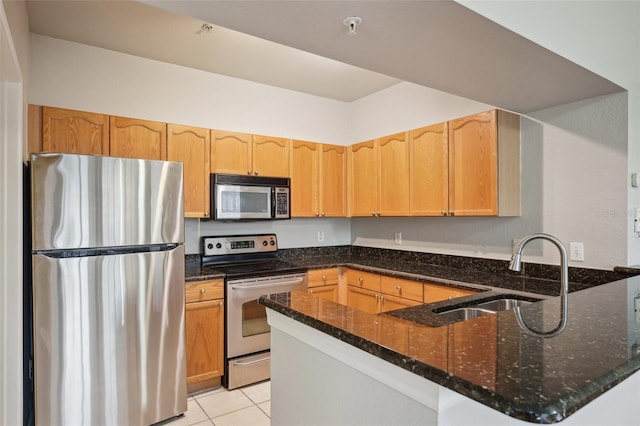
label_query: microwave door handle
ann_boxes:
[229,277,305,290]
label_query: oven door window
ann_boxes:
[242,299,270,337]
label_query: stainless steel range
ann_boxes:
[202,234,307,389]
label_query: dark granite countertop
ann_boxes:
[260,277,640,424]
[185,252,594,296]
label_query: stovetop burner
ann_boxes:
[206,259,307,279]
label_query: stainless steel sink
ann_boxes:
[437,307,496,322]
[435,296,539,323]
[474,298,532,311]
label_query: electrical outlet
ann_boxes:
[569,242,584,262]
[317,231,324,242]
[394,232,402,245]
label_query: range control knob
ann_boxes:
[215,243,222,249]
[207,243,214,250]
[270,240,275,246]
[262,240,268,246]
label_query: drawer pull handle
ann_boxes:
[200,289,206,295]
[322,275,327,280]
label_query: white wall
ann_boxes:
[29,34,352,145]
[456,0,640,265]
[0,0,28,424]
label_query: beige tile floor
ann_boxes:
[166,381,271,426]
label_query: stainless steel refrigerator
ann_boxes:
[28,153,187,425]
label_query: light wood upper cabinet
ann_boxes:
[319,144,347,217]
[212,132,289,177]
[349,140,378,217]
[167,124,211,218]
[410,110,520,217]
[42,106,109,155]
[109,116,167,160]
[291,141,346,217]
[378,132,410,216]
[448,110,520,216]
[211,130,252,175]
[350,133,410,217]
[410,122,449,216]
[290,140,319,217]
[252,135,290,177]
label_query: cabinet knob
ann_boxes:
[248,170,252,175]
[254,170,259,175]
[441,210,447,216]
[371,212,376,216]
[309,289,314,294]
[396,285,402,291]
[320,212,325,217]
[200,289,206,295]
[204,211,208,216]
[358,277,364,285]
[219,301,223,306]
[322,275,327,280]
[315,212,320,217]
[376,212,381,217]
[448,210,455,216]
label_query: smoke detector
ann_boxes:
[343,16,363,36]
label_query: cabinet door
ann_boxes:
[347,286,379,314]
[308,285,339,303]
[211,130,252,175]
[349,140,378,217]
[379,294,421,313]
[410,123,448,216]
[185,299,224,391]
[252,135,290,177]
[448,110,498,216]
[290,140,319,217]
[319,144,347,217]
[42,106,109,155]
[378,132,410,216]
[167,124,211,218]
[109,116,167,160]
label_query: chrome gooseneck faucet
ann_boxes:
[509,233,568,337]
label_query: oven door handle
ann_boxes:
[229,276,305,290]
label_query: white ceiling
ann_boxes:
[26,0,623,112]
[25,0,401,102]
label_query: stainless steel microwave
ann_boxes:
[211,174,291,220]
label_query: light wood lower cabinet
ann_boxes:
[185,279,224,394]
[307,268,340,303]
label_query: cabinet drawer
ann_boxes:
[380,276,423,302]
[423,282,479,303]
[186,279,224,303]
[308,268,340,287]
[346,269,381,292]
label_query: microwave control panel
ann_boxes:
[274,187,290,218]
[203,234,278,257]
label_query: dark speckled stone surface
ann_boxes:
[260,278,640,424]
